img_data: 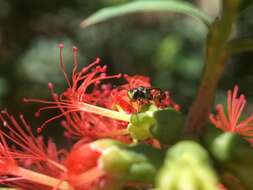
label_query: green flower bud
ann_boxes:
[177,167,198,190]
[100,146,147,177]
[98,141,164,184]
[204,126,253,189]
[156,141,219,190]
[126,143,165,169]
[128,110,155,140]
[128,105,184,144]
[166,141,210,165]
[151,108,184,144]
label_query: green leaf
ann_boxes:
[81,0,213,28]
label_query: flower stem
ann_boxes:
[10,167,73,190]
[183,0,240,137]
[78,102,131,122]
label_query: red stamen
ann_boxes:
[58,43,71,88]
[210,86,253,140]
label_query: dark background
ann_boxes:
[0,0,252,142]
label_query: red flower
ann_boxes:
[25,44,179,143]
[0,111,72,190]
[210,86,253,139]
[0,111,121,190]
[25,44,131,142]
[65,142,107,190]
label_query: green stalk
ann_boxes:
[183,0,241,137]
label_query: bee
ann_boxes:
[127,86,166,107]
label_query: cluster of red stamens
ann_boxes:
[210,85,253,140]
[24,44,179,143]
[0,44,180,189]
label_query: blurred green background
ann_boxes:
[0,0,252,139]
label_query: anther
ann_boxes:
[73,46,78,52]
[95,57,100,64]
[35,112,40,117]
[37,127,42,133]
[58,43,64,49]
[48,82,54,90]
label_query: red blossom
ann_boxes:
[0,111,70,190]
[210,86,253,139]
[24,44,131,141]
[65,142,104,190]
[24,44,179,143]
[0,111,117,190]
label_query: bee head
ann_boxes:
[127,89,137,100]
[128,86,151,101]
